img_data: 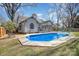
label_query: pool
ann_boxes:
[26,32,69,42]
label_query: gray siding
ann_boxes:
[19,18,39,33]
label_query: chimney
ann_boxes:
[32,13,37,19]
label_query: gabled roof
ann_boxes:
[17,16,28,24]
[36,18,44,23]
[41,20,53,25]
[19,14,53,26]
[19,16,41,24]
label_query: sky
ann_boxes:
[0,3,57,23]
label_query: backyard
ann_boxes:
[0,32,79,56]
[0,3,79,56]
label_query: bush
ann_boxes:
[4,21,16,33]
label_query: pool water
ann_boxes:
[26,33,69,42]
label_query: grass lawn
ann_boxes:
[0,32,79,56]
[71,32,79,37]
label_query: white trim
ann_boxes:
[18,32,72,46]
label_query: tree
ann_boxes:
[53,4,63,31]
[49,3,79,31]
[63,3,79,28]
[48,4,63,31]
[56,3,79,31]
[0,3,36,22]
[1,21,16,37]
[73,15,79,28]
[3,21,16,34]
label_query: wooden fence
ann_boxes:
[0,27,6,37]
[69,28,79,32]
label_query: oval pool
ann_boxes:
[26,32,69,42]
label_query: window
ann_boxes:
[38,27,42,31]
[30,23,34,29]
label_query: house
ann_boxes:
[40,20,54,32]
[18,14,53,33]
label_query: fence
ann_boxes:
[68,28,79,32]
[0,27,6,37]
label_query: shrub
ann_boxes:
[4,21,16,33]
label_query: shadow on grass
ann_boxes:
[35,38,79,56]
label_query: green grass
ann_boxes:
[72,32,79,37]
[0,32,79,56]
[0,38,52,56]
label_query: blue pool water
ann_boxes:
[26,32,69,42]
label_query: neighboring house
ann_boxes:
[40,20,54,32]
[18,14,53,33]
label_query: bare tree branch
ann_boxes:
[0,3,36,22]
